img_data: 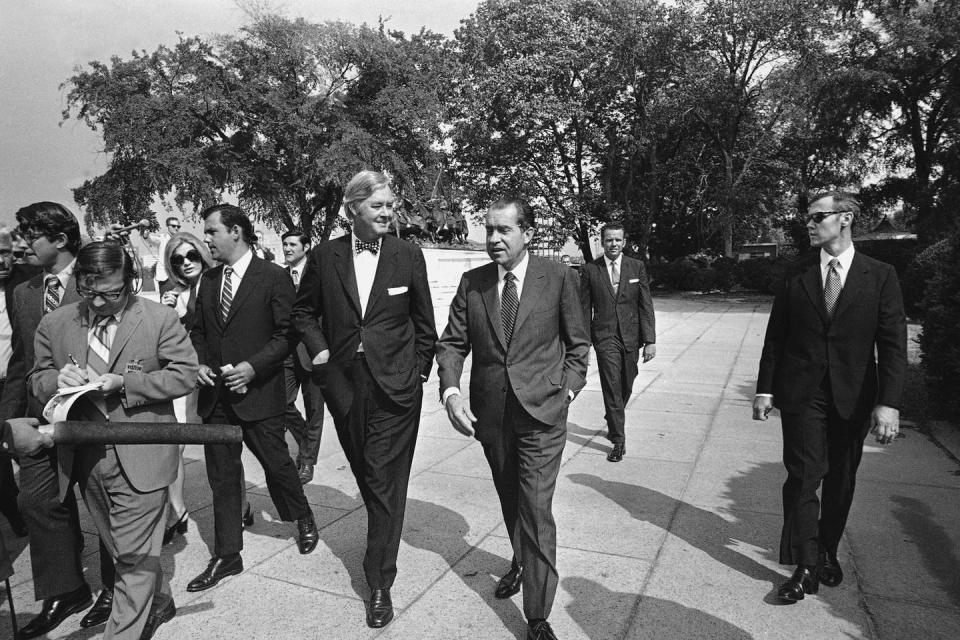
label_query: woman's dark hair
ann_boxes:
[200,204,257,245]
[14,201,82,254]
[75,240,140,293]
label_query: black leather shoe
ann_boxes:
[366,588,393,628]
[495,559,523,599]
[139,598,176,640]
[18,584,93,639]
[242,503,254,528]
[79,589,114,628]
[297,513,319,554]
[607,442,625,462]
[162,511,188,545]
[527,618,558,640]
[777,565,819,603]
[186,555,244,592]
[298,463,314,484]
[819,551,843,587]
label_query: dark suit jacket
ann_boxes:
[756,250,907,420]
[580,255,656,350]
[30,296,198,500]
[0,269,80,419]
[287,262,315,372]
[436,255,591,443]
[191,255,296,421]
[291,234,437,417]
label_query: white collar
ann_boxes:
[224,247,253,278]
[498,251,530,283]
[820,245,855,272]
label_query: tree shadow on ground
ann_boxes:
[566,421,609,454]
[563,576,754,640]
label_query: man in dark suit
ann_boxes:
[753,191,907,603]
[187,204,318,593]
[436,196,590,640]
[281,230,325,484]
[32,241,199,639]
[0,202,116,638]
[579,222,656,462]
[292,170,436,629]
[0,225,40,536]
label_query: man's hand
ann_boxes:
[197,364,217,387]
[223,361,255,392]
[58,363,89,389]
[444,393,477,438]
[312,349,330,366]
[8,417,53,455]
[642,344,657,363]
[753,395,774,421]
[871,405,900,445]
[93,373,124,396]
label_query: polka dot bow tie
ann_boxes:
[355,239,379,255]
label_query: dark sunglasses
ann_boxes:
[804,210,851,224]
[171,250,202,268]
[12,250,25,258]
[77,284,126,301]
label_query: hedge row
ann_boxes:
[919,229,960,406]
[649,256,791,294]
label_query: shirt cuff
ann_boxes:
[441,387,461,404]
[755,393,774,398]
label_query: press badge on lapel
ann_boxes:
[125,359,144,373]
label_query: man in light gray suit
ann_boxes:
[436,196,590,640]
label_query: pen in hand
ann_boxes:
[68,354,80,367]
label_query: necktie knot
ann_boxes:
[45,275,60,290]
[224,266,234,277]
[828,258,839,270]
[355,239,379,255]
[504,271,516,283]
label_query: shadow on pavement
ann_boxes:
[890,495,960,609]
[566,421,608,454]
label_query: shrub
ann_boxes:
[902,239,949,319]
[734,257,791,293]
[919,228,960,406]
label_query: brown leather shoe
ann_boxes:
[495,559,523,599]
[366,588,393,628]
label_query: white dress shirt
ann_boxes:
[604,254,622,287]
[820,245,855,289]
[220,248,253,302]
[353,234,382,352]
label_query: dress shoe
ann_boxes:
[18,584,93,639]
[186,554,244,592]
[366,588,393,628]
[777,565,819,603]
[819,551,844,587]
[607,442,625,462]
[495,559,523,599]
[162,511,189,545]
[297,513,319,554]
[139,598,176,640]
[527,618,559,640]
[242,502,254,528]
[298,463,314,484]
[80,589,114,628]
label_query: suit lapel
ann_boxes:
[512,256,544,339]
[223,257,259,327]
[832,252,868,323]
[479,264,507,351]
[333,238,363,317]
[798,259,830,326]
[363,236,398,320]
[107,299,143,371]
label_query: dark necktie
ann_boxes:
[824,258,841,318]
[220,266,234,321]
[44,275,61,314]
[501,271,519,347]
[355,239,379,255]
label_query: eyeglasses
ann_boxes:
[20,230,44,244]
[170,249,202,268]
[12,250,25,259]
[77,284,127,301]
[167,224,181,229]
[804,210,851,224]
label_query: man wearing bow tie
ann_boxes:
[281,230,325,484]
[292,170,437,629]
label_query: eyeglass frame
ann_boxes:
[170,249,202,268]
[803,209,853,225]
[76,283,128,301]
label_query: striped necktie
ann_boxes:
[824,258,841,318]
[44,275,61,314]
[220,266,234,321]
[86,316,114,376]
[501,271,519,347]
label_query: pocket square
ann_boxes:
[629,278,640,283]
[388,286,409,295]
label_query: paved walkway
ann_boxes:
[3,293,959,639]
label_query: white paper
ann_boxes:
[42,381,105,424]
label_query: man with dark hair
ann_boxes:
[1,202,118,638]
[754,191,907,603]
[281,229,325,484]
[437,195,590,640]
[154,216,181,292]
[292,170,436,629]
[31,240,198,639]
[579,221,656,462]
[188,204,318,593]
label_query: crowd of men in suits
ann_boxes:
[0,178,906,640]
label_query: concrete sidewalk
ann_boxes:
[3,293,959,639]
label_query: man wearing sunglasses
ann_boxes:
[753,191,907,604]
[153,217,181,293]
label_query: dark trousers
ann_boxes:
[334,357,421,590]
[594,336,640,443]
[779,379,870,566]
[0,380,20,523]
[482,389,566,621]
[204,401,312,557]
[18,446,115,598]
[283,355,325,466]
